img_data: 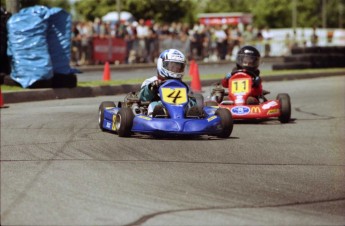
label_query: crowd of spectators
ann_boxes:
[70,18,277,66]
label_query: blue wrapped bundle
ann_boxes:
[47,7,76,75]
[7,6,53,88]
[7,5,77,88]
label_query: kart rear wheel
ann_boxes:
[115,107,134,137]
[277,93,291,123]
[215,108,233,138]
[98,101,116,131]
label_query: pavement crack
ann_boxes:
[295,107,335,120]
[123,197,345,226]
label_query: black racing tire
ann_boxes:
[204,101,218,107]
[98,101,116,131]
[115,107,134,137]
[277,93,291,123]
[215,108,233,138]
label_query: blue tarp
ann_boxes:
[47,7,74,75]
[7,6,76,88]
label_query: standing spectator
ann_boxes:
[194,25,205,60]
[98,20,110,38]
[255,29,264,56]
[80,21,93,65]
[261,26,272,57]
[229,26,242,61]
[208,27,218,61]
[136,19,149,63]
[202,25,212,61]
[214,25,227,60]
[292,29,298,49]
[311,26,318,46]
[179,29,190,60]
[284,32,292,55]
[146,23,159,63]
[300,29,307,47]
[242,25,255,46]
[188,24,199,60]
[92,18,101,37]
[71,22,81,66]
[159,23,172,53]
[125,21,137,64]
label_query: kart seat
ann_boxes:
[186,106,205,119]
[152,105,169,118]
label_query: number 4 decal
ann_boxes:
[161,88,188,105]
[167,90,182,103]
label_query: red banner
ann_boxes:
[198,14,252,26]
[93,37,126,63]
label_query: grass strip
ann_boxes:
[2,68,344,91]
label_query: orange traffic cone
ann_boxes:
[103,61,111,81]
[190,60,202,92]
[189,60,195,78]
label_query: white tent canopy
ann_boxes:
[102,11,135,23]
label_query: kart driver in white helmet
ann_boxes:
[139,49,199,117]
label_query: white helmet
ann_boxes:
[157,49,186,79]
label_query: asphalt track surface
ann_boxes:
[1,75,345,225]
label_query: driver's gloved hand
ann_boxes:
[225,73,231,80]
[150,80,162,91]
[252,76,261,88]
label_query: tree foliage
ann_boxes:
[18,0,70,11]
[201,0,249,13]
[3,0,344,28]
[73,0,110,21]
[125,0,195,23]
[200,0,344,28]
[74,0,196,24]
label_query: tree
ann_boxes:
[19,0,71,11]
[72,0,344,28]
[74,0,117,22]
[74,0,196,23]
[201,0,345,28]
[249,0,292,28]
[201,0,249,13]
[125,0,195,23]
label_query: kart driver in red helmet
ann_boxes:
[221,45,267,104]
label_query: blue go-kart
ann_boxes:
[98,79,233,138]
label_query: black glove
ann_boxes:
[252,76,261,88]
[150,80,163,91]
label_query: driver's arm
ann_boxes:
[139,84,156,102]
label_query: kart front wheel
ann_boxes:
[215,108,233,138]
[99,101,116,131]
[277,93,291,123]
[115,107,134,137]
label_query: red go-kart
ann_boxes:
[207,72,291,123]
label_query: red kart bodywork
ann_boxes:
[210,72,290,122]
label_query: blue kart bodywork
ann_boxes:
[99,79,233,137]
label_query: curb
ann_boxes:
[2,71,344,104]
